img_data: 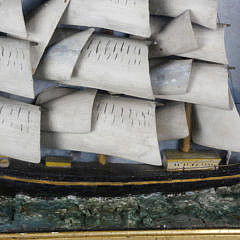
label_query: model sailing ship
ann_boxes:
[0,0,239,196]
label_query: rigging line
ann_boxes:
[226,151,232,165]
[218,11,238,104]
[217,13,220,24]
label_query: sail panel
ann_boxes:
[150,16,169,37]
[36,87,77,105]
[58,35,154,100]
[61,0,150,38]
[156,102,189,141]
[35,29,94,81]
[42,94,162,166]
[0,97,41,163]
[178,25,228,65]
[151,59,192,95]
[41,89,97,134]
[26,0,70,72]
[0,37,34,98]
[48,28,82,47]
[0,0,27,39]
[150,15,228,64]
[150,10,198,58]
[149,0,218,30]
[156,62,230,109]
[192,94,240,152]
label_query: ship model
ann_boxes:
[0,0,239,197]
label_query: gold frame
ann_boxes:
[1,229,240,240]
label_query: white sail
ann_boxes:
[0,0,27,39]
[58,34,154,100]
[156,102,189,141]
[26,0,70,72]
[36,87,77,105]
[41,89,97,134]
[61,0,150,38]
[192,93,240,152]
[150,16,228,64]
[156,62,230,110]
[150,59,192,95]
[178,24,228,65]
[42,93,162,166]
[48,28,81,47]
[35,29,94,81]
[150,10,198,58]
[0,96,41,163]
[149,0,218,30]
[0,37,34,98]
[150,16,169,37]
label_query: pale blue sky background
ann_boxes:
[218,0,240,104]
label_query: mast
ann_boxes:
[181,103,192,153]
[98,154,108,166]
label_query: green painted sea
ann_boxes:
[1,184,240,232]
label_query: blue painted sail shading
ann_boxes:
[22,0,48,15]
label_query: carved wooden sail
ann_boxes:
[156,102,189,141]
[35,29,94,81]
[192,94,240,152]
[35,87,77,105]
[149,0,218,30]
[61,0,151,38]
[0,96,41,163]
[26,0,70,71]
[0,0,70,73]
[41,89,97,134]
[150,17,227,64]
[156,62,230,109]
[150,59,192,95]
[178,24,228,65]
[150,11,198,58]
[0,0,27,39]
[150,16,169,37]
[58,34,154,100]
[42,93,162,166]
[0,37,34,98]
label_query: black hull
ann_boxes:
[1,160,240,197]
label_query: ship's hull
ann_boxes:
[0,160,240,197]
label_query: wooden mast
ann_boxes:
[181,103,192,153]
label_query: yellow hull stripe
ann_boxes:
[46,162,71,168]
[167,158,221,162]
[0,174,240,187]
[0,160,9,164]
